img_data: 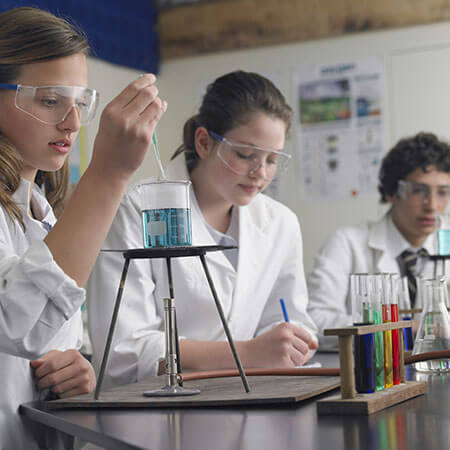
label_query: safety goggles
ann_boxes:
[209,130,291,178]
[397,180,450,204]
[0,83,99,125]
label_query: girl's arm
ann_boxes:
[45,74,166,287]
[177,325,318,372]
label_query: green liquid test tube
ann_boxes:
[372,307,385,391]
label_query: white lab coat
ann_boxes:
[307,211,443,350]
[0,179,84,449]
[87,155,317,387]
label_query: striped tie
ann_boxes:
[398,249,428,307]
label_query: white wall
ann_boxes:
[85,20,450,273]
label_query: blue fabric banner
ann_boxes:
[0,1,159,73]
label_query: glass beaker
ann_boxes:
[412,278,450,373]
[139,180,192,248]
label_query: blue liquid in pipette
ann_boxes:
[438,229,450,255]
[142,208,191,248]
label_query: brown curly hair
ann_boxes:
[378,132,450,203]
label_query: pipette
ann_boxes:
[152,131,167,180]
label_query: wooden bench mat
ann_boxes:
[43,375,340,410]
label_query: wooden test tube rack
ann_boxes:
[317,321,427,415]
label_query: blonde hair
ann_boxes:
[0,7,89,227]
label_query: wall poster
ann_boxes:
[294,57,386,200]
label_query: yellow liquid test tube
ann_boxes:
[383,328,393,388]
[382,304,393,388]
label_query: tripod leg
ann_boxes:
[95,257,131,400]
[199,254,250,393]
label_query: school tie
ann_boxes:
[398,248,429,307]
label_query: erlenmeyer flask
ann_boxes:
[442,277,450,308]
[412,278,450,373]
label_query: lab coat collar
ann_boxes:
[12,178,33,211]
[12,178,55,225]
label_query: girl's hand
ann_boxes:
[90,73,167,180]
[30,349,96,398]
[242,323,318,368]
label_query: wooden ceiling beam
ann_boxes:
[159,0,450,58]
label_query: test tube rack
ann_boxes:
[317,321,427,415]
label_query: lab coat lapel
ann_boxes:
[190,196,236,273]
[228,201,268,319]
[368,214,400,273]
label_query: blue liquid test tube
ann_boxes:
[402,318,414,351]
[351,274,376,394]
[354,327,376,393]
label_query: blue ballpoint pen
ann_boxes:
[280,298,290,322]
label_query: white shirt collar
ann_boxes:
[385,210,436,255]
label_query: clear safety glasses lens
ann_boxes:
[211,133,291,177]
[397,180,450,203]
[12,85,99,125]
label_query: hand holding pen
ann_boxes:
[238,298,317,368]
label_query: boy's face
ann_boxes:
[388,166,450,247]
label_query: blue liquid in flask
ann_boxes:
[438,229,450,255]
[142,208,191,248]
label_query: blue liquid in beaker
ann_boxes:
[438,229,450,255]
[142,208,191,248]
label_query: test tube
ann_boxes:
[380,273,393,388]
[390,274,401,385]
[371,274,385,391]
[399,276,414,351]
[351,273,376,394]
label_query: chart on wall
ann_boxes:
[294,57,386,201]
